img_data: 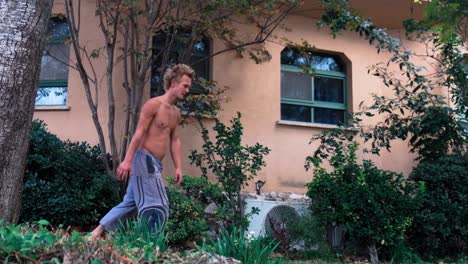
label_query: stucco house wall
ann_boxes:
[34,0,426,193]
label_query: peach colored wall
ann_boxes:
[34,1,428,194]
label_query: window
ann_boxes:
[280,48,347,125]
[151,30,210,97]
[36,18,71,106]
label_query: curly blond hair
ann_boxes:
[163,64,195,91]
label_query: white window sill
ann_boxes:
[34,105,71,111]
[276,120,359,131]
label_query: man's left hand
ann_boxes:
[175,168,183,186]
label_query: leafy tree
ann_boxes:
[411,0,467,46]
[406,0,467,118]
[304,3,467,262]
[306,0,467,162]
[63,0,300,175]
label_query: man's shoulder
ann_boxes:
[144,97,163,108]
[140,98,163,116]
[147,96,163,104]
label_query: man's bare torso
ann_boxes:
[141,97,180,161]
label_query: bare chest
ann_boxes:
[152,105,178,130]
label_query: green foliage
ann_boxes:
[388,242,423,264]
[315,0,467,162]
[199,227,279,264]
[165,183,209,246]
[0,220,239,263]
[362,104,465,161]
[284,212,332,258]
[179,174,225,206]
[111,220,168,262]
[409,0,467,45]
[408,154,468,260]
[189,112,271,229]
[306,140,420,262]
[144,0,301,96]
[0,220,58,262]
[177,174,234,227]
[179,79,231,121]
[20,120,120,227]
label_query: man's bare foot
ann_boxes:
[89,225,105,240]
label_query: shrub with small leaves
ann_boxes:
[190,112,271,229]
[408,154,468,260]
[165,184,208,246]
[306,141,420,264]
[20,120,120,227]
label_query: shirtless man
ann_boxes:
[91,64,193,238]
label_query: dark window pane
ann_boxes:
[312,55,343,72]
[40,44,70,81]
[280,48,312,66]
[281,48,299,65]
[151,50,179,96]
[193,40,208,56]
[47,19,70,43]
[281,104,311,122]
[189,55,209,79]
[151,31,210,97]
[281,71,312,101]
[314,107,344,125]
[36,87,67,106]
[314,77,344,103]
[281,48,344,72]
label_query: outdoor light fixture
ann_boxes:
[255,180,265,195]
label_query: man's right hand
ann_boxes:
[116,159,132,181]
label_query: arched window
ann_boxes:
[151,29,210,97]
[280,47,347,125]
[36,17,71,106]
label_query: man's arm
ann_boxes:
[117,101,158,180]
[170,111,183,185]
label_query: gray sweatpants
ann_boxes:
[99,149,169,232]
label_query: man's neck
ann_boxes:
[161,92,177,105]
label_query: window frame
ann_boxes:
[280,53,348,125]
[36,18,70,107]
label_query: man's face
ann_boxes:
[171,74,192,100]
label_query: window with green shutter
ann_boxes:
[280,48,347,125]
[35,18,71,106]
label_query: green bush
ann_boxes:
[165,183,208,246]
[388,242,423,264]
[284,212,331,258]
[20,120,120,227]
[306,142,420,263]
[189,112,271,229]
[178,174,235,230]
[408,154,468,260]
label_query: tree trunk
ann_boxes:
[0,0,53,223]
